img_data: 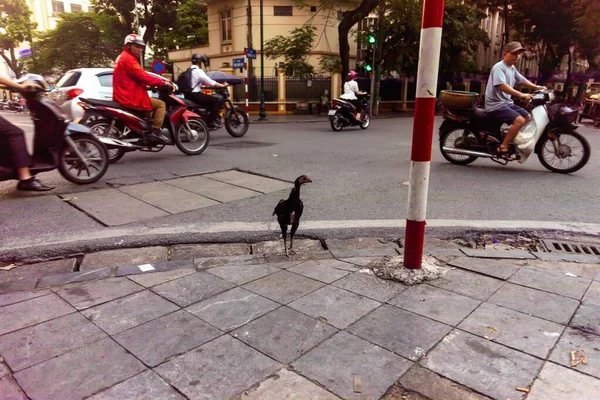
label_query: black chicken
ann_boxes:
[273,175,312,255]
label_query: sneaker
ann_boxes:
[17,178,54,192]
[148,129,171,145]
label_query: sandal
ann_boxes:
[497,146,511,158]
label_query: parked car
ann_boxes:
[50,68,168,121]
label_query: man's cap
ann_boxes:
[503,41,525,54]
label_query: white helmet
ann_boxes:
[124,33,145,47]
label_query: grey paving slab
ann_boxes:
[0,289,51,307]
[288,260,351,283]
[127,267,197,287]
[570,304,600,335]
[338,257,379,267]
[120,181,219,214]
[207,263,280,285]
[333,271,408,302]
[263,251,334,263]
[0,259,75,284]
[80,246,168,271]
[425,248,465,257]
[596,268,600,281]
[240,368,340,399]
[534,251,600,263]
[330,247,399,258]
[37,267,113,288]
[14,337,146,400]
[326,237,399,251]
[461,248,535,259]
[582,281,600,306]
[0,294,74,336]
[0,375,26,400]
[0,362,8,378]
[458,302,564,358]
[204,170,291,193]
[389,284,481,326]
[550,327,600,379]
[262,260,308,269]
[88,370,185,400]
[81,290,179,335]
[186,287,279,332]
[427,268,504,301]
[528,361,600,400]
[0,278,36,293]
[348,305,452,361]
[232,306,337,364]
[508,266,591,299]
[422,330,543,400]
[525,259,600,280]
[0,313,106,372]
[293,331,412,400]
[116,259,194,277]
[288,286,381,329]
[488,282,580,324]
[194,254,265,269]
[447,256,521,280]
[399,365,491,400]
[166,175,260,202]
[114,310,221,367]
[55,277,144,310]
[243,270,324,304]
[172,243,251,260]
[65,189,169,226]
[252,239,323,254]
[291,258,358,272]
[151,271,235,307]
[154,335,281,400]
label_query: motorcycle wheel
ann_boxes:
[87,120,126,163]
[537,131,590,174]
[439,127,479,165]
[330,114,344,131]
[58,135,109,184]
[225,107,249,137]
[175,117,210,155]
[359,113,371,129]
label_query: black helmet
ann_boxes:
[191,53,209,66]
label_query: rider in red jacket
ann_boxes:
[113,34,173,144]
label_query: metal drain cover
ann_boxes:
[212,141,275,149]
[540,239,600,255]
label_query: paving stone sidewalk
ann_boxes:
[0,238,599,400]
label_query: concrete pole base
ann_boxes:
[371,255,447,285]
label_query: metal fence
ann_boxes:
[285,77,331,101]
[232,77,279,102]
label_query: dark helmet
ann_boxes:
[191,53,209,66]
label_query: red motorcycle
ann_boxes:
[79,86,209,163]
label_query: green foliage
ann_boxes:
[0,0,37,77]
[152,0,208,59]
[319,54,342,73]
[264,25,317,77]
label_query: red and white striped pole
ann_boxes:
[244,62,249,113]
[404,0,445,270]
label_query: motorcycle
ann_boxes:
[439,89,590,174]
[78,86,209,163]
[329,93,371,131]
[183,87,249,137]
[0,75,110,185]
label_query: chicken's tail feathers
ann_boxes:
[273,199,285,216]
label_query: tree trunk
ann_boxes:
[373,2,385,116]
[338,0,380,82]
[564,50,572,97]
[1,48,22,78]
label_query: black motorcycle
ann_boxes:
[0,75,110,185]
[183,88,249,137]
[329,93,371,131]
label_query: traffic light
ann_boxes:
[363,47,374,73]
[367,34,376,45]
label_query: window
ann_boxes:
[97,74,113,87]
[220,10,232,43]
[70,3,82,12]
[273,6,293,16]
[310,6,317,12]
[56,71,81,88]
[52,1,64,15]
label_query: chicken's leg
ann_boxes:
[279,223,288,256]
[289,223,299,255]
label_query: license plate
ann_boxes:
[328,109,336,116]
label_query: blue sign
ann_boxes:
[151,60,166,75]
[233,58,245,69]
[245,48,257,59]
[18,48,32,57]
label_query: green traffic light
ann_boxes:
[368,35,376,44]
[365,64,373,72]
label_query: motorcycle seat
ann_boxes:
[182,98,200,108]
[474,108,489,119]
[79,98,122,109]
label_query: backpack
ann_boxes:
[176,68,196,93]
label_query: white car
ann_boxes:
[50,68,169,121]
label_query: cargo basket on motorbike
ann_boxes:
[439,90,480,110]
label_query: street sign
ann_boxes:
[233,58,245,69]
[151,60,166,75]
[245,48,257,59]
[18,48,32,57]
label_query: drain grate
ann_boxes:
[540,239,600,255]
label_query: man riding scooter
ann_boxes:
[113,33,174,144]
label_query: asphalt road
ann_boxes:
[1,109,599,229]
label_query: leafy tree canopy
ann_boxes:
[0,0,37,77]
[264,25,317,77]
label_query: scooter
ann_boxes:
[439,89,590,174]
[79,86,209,163]
[0,75,110,185]
[329,93,371,131]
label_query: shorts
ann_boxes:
[487,104,529,124]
